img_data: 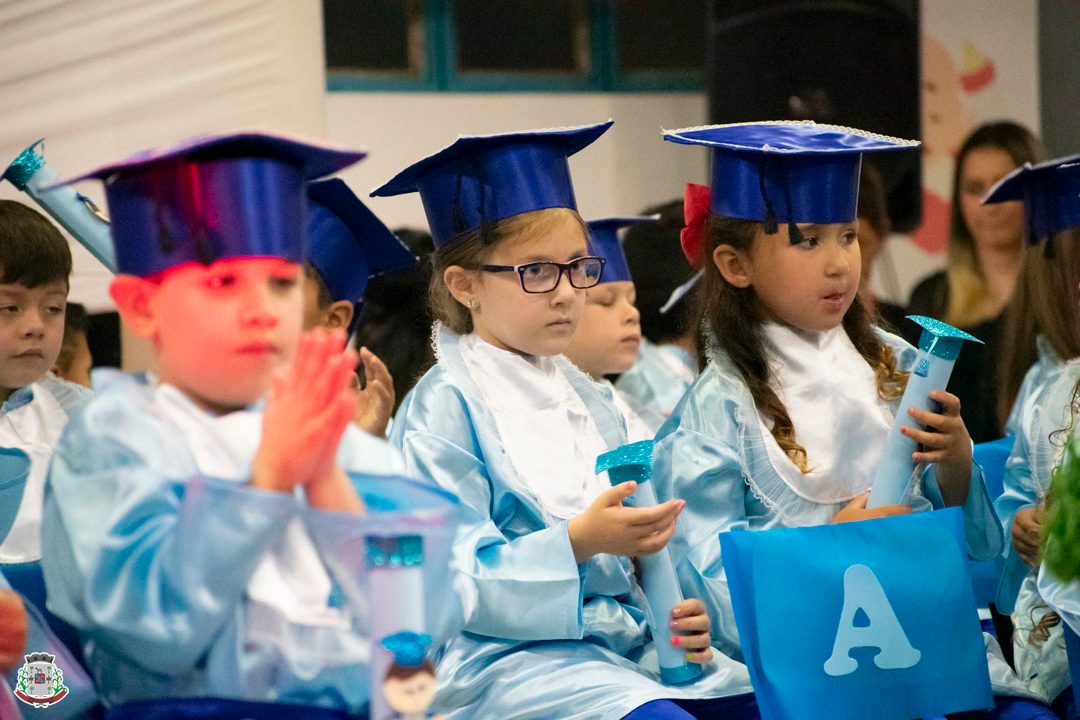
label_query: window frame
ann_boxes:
[325,0,704,93]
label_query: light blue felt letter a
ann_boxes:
[823,564,922,677]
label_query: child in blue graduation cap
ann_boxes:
[987,156,1080,714]
[37,132,433,718]
[378,123,757,720]
[615,193,703,424]
[565,215,665,437]
[0,201,92,570]
[650,121,1051,717]
[303,178,417,437]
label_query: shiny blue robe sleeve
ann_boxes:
[41,373,415,711]
[650,371,749,658]
[42,411,296,677]
[390,367,584,642]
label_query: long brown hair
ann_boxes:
[697,215,908,472]
[944,122,1045,328]
[427,208,589,334]
[997,228,1080,428]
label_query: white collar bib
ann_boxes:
[152,383,340,626]
[757,322,893,504]
[459,334,610,519]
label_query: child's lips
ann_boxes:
[237,341,278,355]
[822,291,848,306]
[12,349,44,359]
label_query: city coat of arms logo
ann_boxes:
[13,652,69,707]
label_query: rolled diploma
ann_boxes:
[598,440,702,685]
[3,141,117,272]
[867,316,982,508]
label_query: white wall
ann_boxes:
[0,0,328,313]
[325,92,709,229]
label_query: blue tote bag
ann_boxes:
[720,508,992,720]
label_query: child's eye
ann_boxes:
[0,306,18,315]
[798,236,819,249]
[45,305,65,316]
[521,263,547,280]
[269,275,299,291]
[206,273,237,290]
[842,232,858,246]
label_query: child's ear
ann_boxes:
[109,275,159,339]
[443,265,478,308]
[712,244,753,289]
[324,300,354,331]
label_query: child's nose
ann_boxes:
[240,286,280,328]
[20,309,46,338]
[550,271,578,304]
[825,243,851,276]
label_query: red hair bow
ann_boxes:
[680,183,710,266]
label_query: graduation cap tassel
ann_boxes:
[758,159,779,235]
[1033,213,1056,258]
[780,164,804,245]
[475,160,495,246]
[451,159,468,234]
[154,198,175,255]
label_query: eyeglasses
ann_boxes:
[480,256,606,294]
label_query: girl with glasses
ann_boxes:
[376,123,758,720]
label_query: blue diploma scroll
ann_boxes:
[596,440,702,685]
[3,140,117,272]
[867,316,982,508]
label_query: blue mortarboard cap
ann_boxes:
[56,132,366,277]
[371,121,613,249]
[587,216,658,284]
[663,121,918,233]
[307,179,416,305]
[908,314,983,361]
[983,154,1080,243]
[381,631,433,668]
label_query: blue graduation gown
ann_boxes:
[41,369,431,714]
[390,327,753,720]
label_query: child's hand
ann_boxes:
[831,493,911,524]
[567,482,684,563]
[902,390,972,507]
[305,466,366,515]
[670,598,713,665]
[352,347,395,438]
[0,590,27,672]
[1012,504,1044,567]
[252,328,358,493]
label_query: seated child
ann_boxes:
[616,195,701,421]
[0,200,92,568]
[379,122,757,720]
[40,133,428,717]
[652,121,1049,717]
[565,216,663,437]
[51,302,92,389]
[302,178,417,438]
[988,157,1080,714]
